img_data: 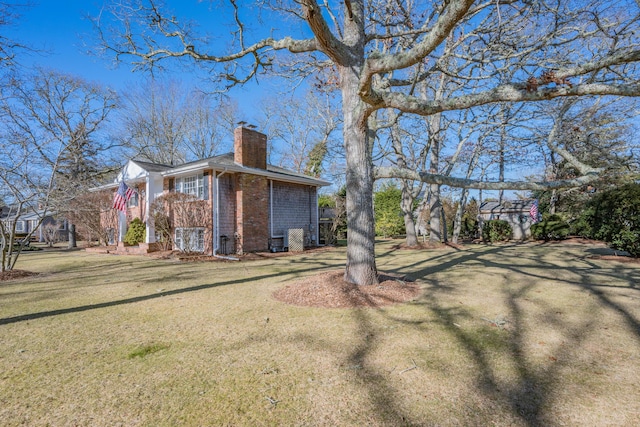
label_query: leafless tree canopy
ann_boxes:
[116,78,238,165]
[0,69,116,270]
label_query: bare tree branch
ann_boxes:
[374,165,603,191]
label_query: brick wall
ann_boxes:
[234,126,267,169]
[236,173,269,252]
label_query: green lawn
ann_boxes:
[1,241,639,426]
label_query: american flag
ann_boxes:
[529,199,539,223]
[113,181,135,213]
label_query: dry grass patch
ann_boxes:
[0,241,639,426]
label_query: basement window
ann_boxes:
[174,227,205,252]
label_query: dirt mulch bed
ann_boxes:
[0,269,40,282]
[544,237,607,245]
[591,255,640,264]
[273,269,422,308]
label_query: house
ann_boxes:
[93,125,330,255]
[0,207,69,242]
[478,200,537,240]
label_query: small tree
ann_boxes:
[42,222,61,247]
[69,191,117,246]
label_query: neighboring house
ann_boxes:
[93,125,330,255]
[0,207,69,242]
[478,200,537,240]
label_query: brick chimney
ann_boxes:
[234,126,267,169]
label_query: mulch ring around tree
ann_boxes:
[0,269,39,282]
[273,270,422,308]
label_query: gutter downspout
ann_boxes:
[315,187,320,246]
[270,179,274,239]
[214,169,239,261]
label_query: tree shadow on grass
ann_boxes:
[0,262,333,326]
[341,242,640,426]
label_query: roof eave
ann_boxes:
[207,161,331,187]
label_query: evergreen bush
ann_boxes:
[586,183,640,257]
[124,218,146,245]
[531,214,571,241]
[482,219,512,243]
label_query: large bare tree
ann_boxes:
[0,68,116,270]
[97,0,640,285]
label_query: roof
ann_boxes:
[479,200,535,214]
[130,159,174,173]
[101,153,331,187]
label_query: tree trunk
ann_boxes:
[452,188,469,244]
[401,182,418,247]
[429,183,442,243]
[441,204,448,243]
[67,222,77,248]
[341,67,378,286]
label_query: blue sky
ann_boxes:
[11,1,288,122]
[15,1,138,88]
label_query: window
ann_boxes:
[15,221,25,233]
[106,228,116,245]
[128,191,139,207]
[174,227,205,252]
[175,174,208,200]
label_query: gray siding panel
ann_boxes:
[218,174,236,253]
[271,182,317,245]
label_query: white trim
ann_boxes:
[205,163,330,187]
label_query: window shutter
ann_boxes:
[168,178,175,192]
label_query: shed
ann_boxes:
[478,200,537,240]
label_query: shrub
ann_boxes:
[374,184,404,237]
[482,219,512,243]
[569,214,593,238]
[586,183,640,257]
[123,218,146,245]
[531,214,571,241]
